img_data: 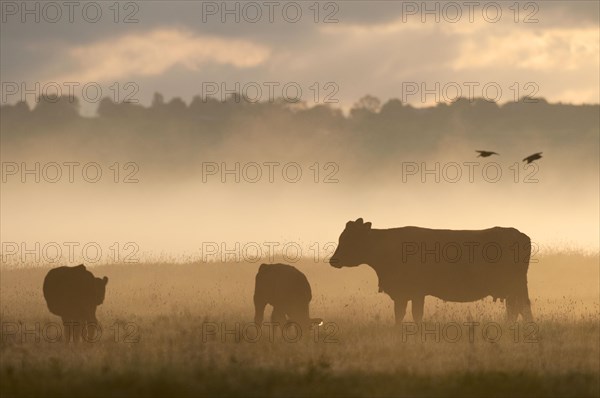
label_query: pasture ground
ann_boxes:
[1,252,598,397]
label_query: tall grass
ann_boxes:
[1,252,598,397]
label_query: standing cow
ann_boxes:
[254,263,322,328]
[43,264,109,342]
[330,218,533,323]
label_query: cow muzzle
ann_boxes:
[329,257,342,268]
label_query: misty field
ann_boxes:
[1,252,598,397]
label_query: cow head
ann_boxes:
[94,276,109,305]
[330,218,372,268]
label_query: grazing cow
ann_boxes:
[254,263,322,328]
[43,264,108,342]
[330,218,533,323]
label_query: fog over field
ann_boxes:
[1,97,599,262]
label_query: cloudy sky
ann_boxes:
[1,1,599,113]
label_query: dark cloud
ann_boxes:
[1,0,597,113]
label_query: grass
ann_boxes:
[1,252,598,397]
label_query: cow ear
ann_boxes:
[103,276,108,285]
[364,222,372,230]
[356,218,364,224]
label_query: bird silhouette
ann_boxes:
[523,152,543,164]
[476,150,499,158]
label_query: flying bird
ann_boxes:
[523,152,543,164]
[476,150,499,158]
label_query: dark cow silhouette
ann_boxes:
[330,218,533,323]
[254,263,322,328]
[43,264,108,342]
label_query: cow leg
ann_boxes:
[84,316,100,342]
[63,319,82,343]
[271,306,286,327]
[254,297,267,325]
[394,298,408,324]
[507,278,534,322]
[73,321,82,343]
[518,281,534,322]
[62,318,72,343]
[83,308,99,342]
[412,296,425,323]
[80,321,88,342]
[286,301,311,329]
[520,301,534,322]
[505,297,519,322]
